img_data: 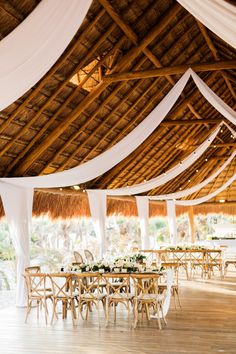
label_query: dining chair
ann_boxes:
[25,265,41,273]
[74,251,84,264]
[103,273,134,326]
[75,273,106,324]
[49,273,78,325]
[24,272,52,324]
[205,250,223,279]
[158,262,181,309]
[131,273,165,330]
[84,249,94,262]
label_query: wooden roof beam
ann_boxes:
[104,59,236,82]
[161,119,222,126]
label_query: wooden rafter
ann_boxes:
[104,60,236,82]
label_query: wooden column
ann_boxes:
[188,206,195,244]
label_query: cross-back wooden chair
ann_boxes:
[25,266,41,273]
[158,262,181,309]
[74,251,84,264]
[189,250,206,279]
[103,273,134,326]
[131,273,165,330]
[205,250,223,279]
[75,273,106,324]
[24,272,52,324]
[84,249,94,262]
[49,273,78,325]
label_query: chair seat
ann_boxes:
[30,290,53,298]
[136,293,164,301]
[107,292,134,300]
[158,282,178,289]
[54,291,79,299]
[80,293,106,300]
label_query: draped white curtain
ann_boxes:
[177,0,236,49]
[149,151,236,200]
[135,197,150,249]
[0,0,92,111]
[87,190,107,258]
[166,200,178,245]
[191,71,236,126]
[0,183,33,306]
[105,124,221,196]
[175,173,236,206]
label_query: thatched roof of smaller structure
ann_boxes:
[0,189,234,220]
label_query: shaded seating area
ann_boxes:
[0,0,235,353]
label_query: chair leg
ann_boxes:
[25,300,32,323]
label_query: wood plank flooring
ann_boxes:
[0,275,236,354]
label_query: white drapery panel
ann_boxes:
[190,70,236,126]
[175,173,236,206]
[0,70,192,188]
[0,0,92,111]
[87,190,107,258]
[149,151,236,200]
[0,183,33,306]
[166,200,177,245]
[177,0,236,49]
[135,196,150,249]
[105,124,221,196]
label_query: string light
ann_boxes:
[219,199,225,203]
[196,169,199,173]
[205,158,208,162]
[59,188,63,191]
[188,179,191,182]
[213,145,216,148]
[82,189,86,193]
[73,185,80,190]
[179,187,182,190]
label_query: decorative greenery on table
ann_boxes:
[62,253,163,273]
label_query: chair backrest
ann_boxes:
[74,251,84,264]
[75,273,102,299]
[206,250,222,265]
[24,272,47,297]
[131,273,160,296]
[49,274,73,298]
[161,262,179,283]
[103,273,131,297]
[25,266,41,273]
[84,249,94,262]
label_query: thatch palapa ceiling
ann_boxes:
[0,0,235,216]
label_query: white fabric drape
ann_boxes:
[166,200,178,245]
[87,190,107,259]
[175,173,236,206]
[135,196,150,249]
[190,70,236,126]
[0,0,92,111]
[0,183,33,306]
[0,70,192,188]
[105,124,221,196]
[149,150,236,200]
[177,0,236,49]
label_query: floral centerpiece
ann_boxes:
[62,253,163,274]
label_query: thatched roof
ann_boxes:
[0,0,235,214]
